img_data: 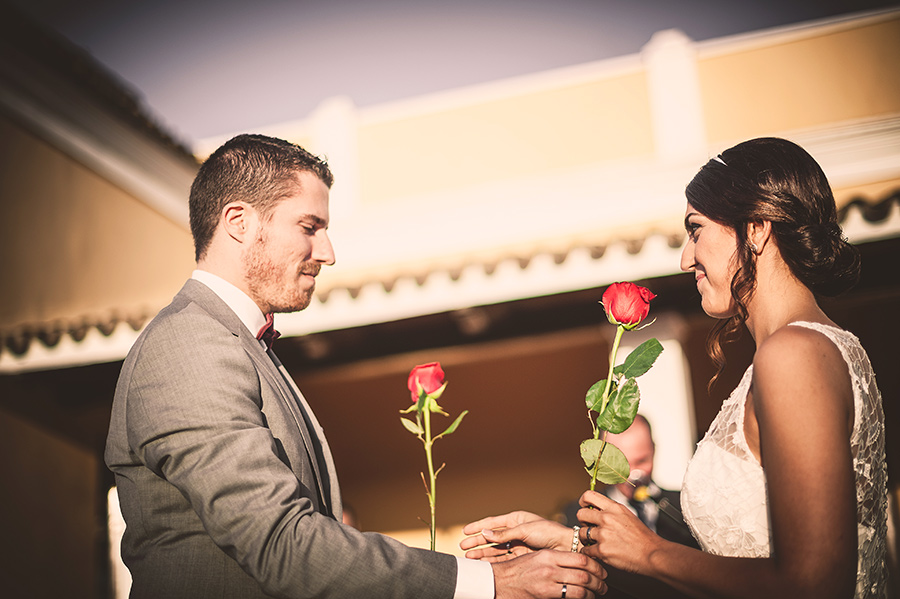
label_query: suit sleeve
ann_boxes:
[122,306,457,599]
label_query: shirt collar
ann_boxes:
[191,269,268,340]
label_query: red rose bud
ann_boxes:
[408,362,446,403]
[601,282,657,329]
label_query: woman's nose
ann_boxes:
[680,240,694,272]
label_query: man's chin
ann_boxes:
[271,292,314,314]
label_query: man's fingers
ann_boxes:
[549,554,608,599]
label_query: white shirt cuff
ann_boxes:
[453,556,495,599]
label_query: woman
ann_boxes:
[461,138,887,599]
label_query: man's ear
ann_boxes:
[747,220,773,255]
[221,202,253,243]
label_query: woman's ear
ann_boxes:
[221,202,253,243]
[747,220,773,255]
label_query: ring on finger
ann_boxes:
[561,583,567,599]
[584,525,595,546]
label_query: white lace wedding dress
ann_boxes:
[681,322,887,598]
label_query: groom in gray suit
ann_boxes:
[105,134,606,599]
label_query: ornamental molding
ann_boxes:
[2,190,897,374]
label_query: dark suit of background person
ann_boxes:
[105,135,471,599]
[564,415,698,599]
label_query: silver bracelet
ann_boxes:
[570,525,581,552]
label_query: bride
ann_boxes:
[461,138,887,599]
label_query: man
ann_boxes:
[105,134,605,599]
[597,415,698,549]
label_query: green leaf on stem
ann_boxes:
[612,338,664,379]
[585,379,618,412]
[580,439,631,485]
[438,410,468,438]
[595,378,640,433]
[400,417,424,436]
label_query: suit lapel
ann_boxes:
[269,355,342,519]
[245,341,332,514]
[178,280,335,517]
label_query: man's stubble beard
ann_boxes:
[242,230,315,314]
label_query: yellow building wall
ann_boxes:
[358,72,654,205]
[0,117,195,333]
[699,16,900,143]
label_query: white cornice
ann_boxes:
[2,198,895,374]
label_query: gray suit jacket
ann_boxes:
[105,280,457,598]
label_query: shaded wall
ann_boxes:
[0,408,101,598]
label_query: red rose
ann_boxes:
[408,362,446,403]
[601,282,656,329]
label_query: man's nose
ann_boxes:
[314,230,336,266]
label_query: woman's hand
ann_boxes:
[460,511,573,561]
[492,549,608,599]
[576,491,663,575]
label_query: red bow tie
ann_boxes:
[256,313,281,350]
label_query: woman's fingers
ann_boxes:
[461,510,542,536]
[578,490,617,510]
[460,525,515,551]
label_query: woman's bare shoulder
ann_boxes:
[752,324,851,413]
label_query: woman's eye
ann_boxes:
[686,223,700,240]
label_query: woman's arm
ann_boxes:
[578,326,857,599]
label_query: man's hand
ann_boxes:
[492,550,607,599]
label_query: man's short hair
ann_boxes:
[189,134,333,261]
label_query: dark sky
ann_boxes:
[9,0,899,146]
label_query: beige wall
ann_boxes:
[834,177,900,208]
[699,16,900,143]
[357,72,654,205]
[0,117,194,333]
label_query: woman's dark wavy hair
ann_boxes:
[685,137,861,389]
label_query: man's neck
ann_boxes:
[192,269,268,338]
[196,257,260,308]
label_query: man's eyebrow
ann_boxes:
[300,214,328,227]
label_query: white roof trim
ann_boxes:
[0,322,141,374]
[0,77,194,227]
[2,205,896,374]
